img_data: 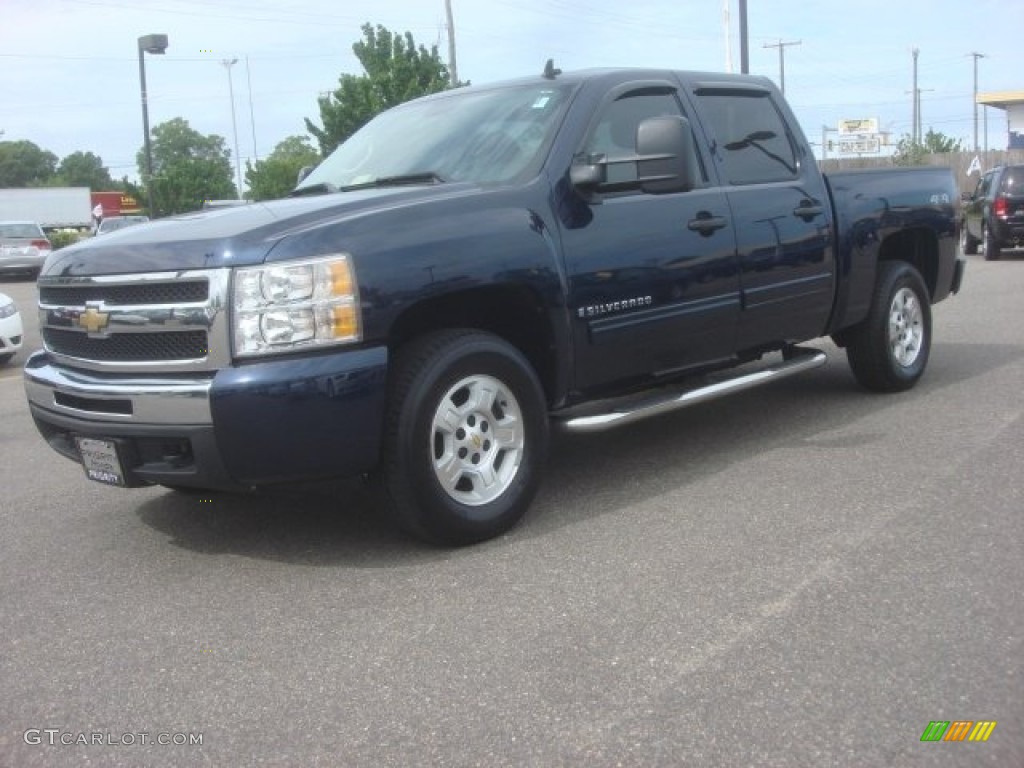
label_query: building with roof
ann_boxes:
[976,90,1024,149]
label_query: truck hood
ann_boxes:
[42,183,478,277]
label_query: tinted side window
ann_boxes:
[979,172,995,198]
[583,90,685,184]
[999,167,1024,195]
[696,91,798,184]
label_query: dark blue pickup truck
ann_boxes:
[25,67,964,544]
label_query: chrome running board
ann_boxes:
[558,347,827,433]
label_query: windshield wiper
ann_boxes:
[290,181,339,197]
[340,172,446,192]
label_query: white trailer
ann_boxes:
[0,187,93,229]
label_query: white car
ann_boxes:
[0,292,24,365]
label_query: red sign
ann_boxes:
[90,191,142,217]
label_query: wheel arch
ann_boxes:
[387,284,562,406]
[877,227,940,300]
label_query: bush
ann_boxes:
[48,229,85,250]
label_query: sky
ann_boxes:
[2,0,1022,187]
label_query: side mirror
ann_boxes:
[570,161,606,191]
[296,165,316,185]
[636,116,698,194]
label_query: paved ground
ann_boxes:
[0,252,1021,767]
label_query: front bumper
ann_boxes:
[24,345,389,490]
[0,311,24,359]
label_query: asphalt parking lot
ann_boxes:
[0,253,1021,766]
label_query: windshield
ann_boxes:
[296,82,574,192]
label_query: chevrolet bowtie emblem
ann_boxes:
[77,306,110,334]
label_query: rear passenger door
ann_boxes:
[690,83,835,352]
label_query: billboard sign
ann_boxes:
[838,118,879,135]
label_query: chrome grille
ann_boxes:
[37,269,231,373]
[43,328,208,362]
[39,281,208,306]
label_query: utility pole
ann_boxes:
[763,39,801,95]
[221,58,243,199]
[917,88,934,145]
[969,52,986,151]
[984,104,988,153]
[741,0,749,74]
[445,0,458,84]
[911,48,919,144]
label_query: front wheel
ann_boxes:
[380,330,549,545]
[982,223,1001,261]
[845,261,932,392]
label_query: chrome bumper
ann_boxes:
[23,353,214,425]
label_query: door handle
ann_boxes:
[793,203,824,221]
[687,212,728,235]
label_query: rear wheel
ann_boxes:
[845,261,932,392]
[960,221,978,255]
[982,223,1001,261]
[380,330,549,546]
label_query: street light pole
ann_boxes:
[738,0,749,74]
[137,34,168,218]
[222,58,243,199]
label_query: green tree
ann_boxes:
[0,140,58,186]
[921,129,963,154]
[245,135,320,201]
[305,23,458,156]
[137,117,236,215]
[55,151,114,189]
[893,129,964,166]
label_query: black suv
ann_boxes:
[961,164,1024,260]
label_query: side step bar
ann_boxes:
[558,347,827,433]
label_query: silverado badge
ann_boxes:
[577,295,653,319]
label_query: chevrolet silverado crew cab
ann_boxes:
[25,66,964,545]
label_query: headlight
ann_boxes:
[0,300,17,319]
[232,254,361,358]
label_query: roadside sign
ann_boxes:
[838,135,881,154]
[838,118,879,135]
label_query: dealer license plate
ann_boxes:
[76,437,126,487]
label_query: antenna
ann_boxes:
[543,59,561,80]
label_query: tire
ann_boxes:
[381,330,549,546]
[845,261,932,392]
[960,221,978,255]
[982,223,1001,261]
